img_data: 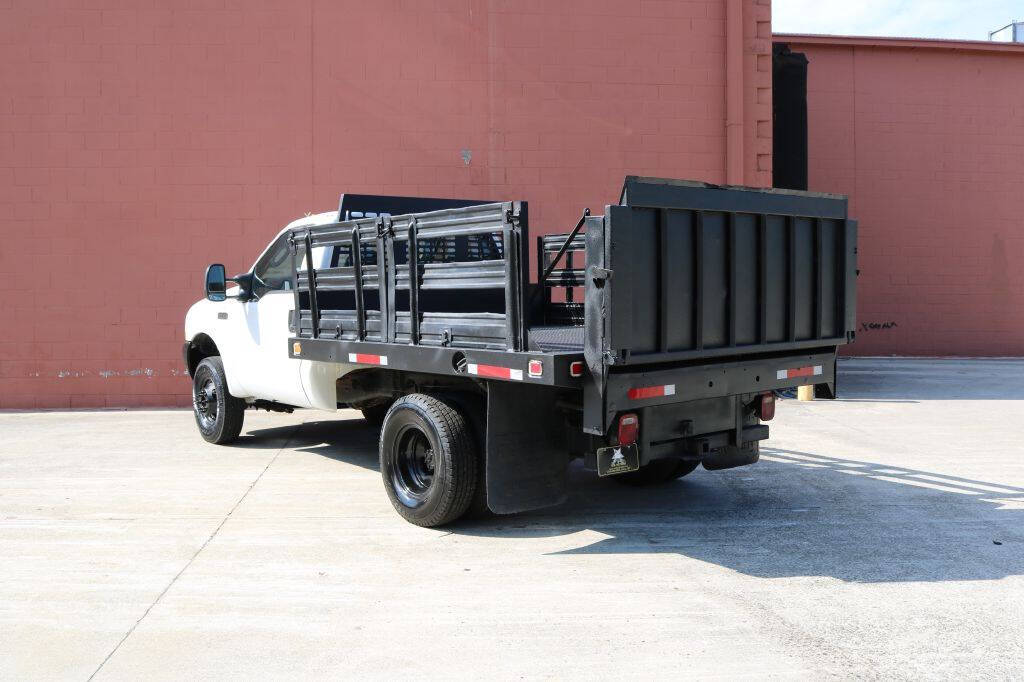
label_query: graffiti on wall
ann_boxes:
[861,321,898,331]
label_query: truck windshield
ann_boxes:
[252,234,293,295]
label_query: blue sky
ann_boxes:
[773,0,1022,41]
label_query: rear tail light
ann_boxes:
[617,413,639,445]
[569,361,584,378]
[758,392,775,421]
[527,359,543,378]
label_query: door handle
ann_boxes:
[217,312,228,320]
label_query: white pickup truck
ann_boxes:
[185,209,347,428]
[183,182,856,527]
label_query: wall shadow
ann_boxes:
[839,359,1024,400]
[240,418,1022,584]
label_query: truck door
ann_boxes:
[237,232,317,407]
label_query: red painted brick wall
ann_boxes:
[1,0,771,408]
[784,37,1024,356]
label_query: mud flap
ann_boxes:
[814,357,839,399]
[486,381,568,514]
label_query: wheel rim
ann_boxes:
[193,374,218,430]
[390,425,436,508]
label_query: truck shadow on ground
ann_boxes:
[526,448,1024,584]
[243,418,1023,584]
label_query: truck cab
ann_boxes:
[184,211,338,413]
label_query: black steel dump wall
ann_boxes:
[593,178,857,367]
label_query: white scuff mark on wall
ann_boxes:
[46,368,181,380]
[81,369,164,379]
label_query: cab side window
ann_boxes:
[252,234,294,297]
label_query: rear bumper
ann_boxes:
[594,350,836,433]
[636,393,768,467]
[650,423,768,460]
[583,409,768,471]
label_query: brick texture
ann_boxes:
[789,40,1024,356]
[0,0,770,408]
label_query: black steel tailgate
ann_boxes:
[583,177,857,434]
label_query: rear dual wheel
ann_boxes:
[379,394,478,527]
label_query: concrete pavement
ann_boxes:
[2,358,1023,679]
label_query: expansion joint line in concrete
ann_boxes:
[86,423,303,681]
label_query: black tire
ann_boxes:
[192,356,245,444]
[379,394,477,527]
[612,458,699,486]
[361,401,391,426]
[447,395,491,520]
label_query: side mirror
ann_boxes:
[205,263,227,301]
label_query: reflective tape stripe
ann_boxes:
[776,365,822,380]
[348,353,388,366]
[628,384,676,400]
[467,363,524,381]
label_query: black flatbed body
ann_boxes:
[285,178,857,514]
[287,177,855,394]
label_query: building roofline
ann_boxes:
[774,32,1024,55]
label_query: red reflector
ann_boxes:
[617,413,639,445]
[569,361,584,378]
[467,363,524,381]
[348,353,387,366]
[776,365,823,380]
[528,359,543,378]
[627,384,675,400]
[759,392,775,421]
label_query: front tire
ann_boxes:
[379,394,477,527]
[612,458,699,486]
[192,356,245,444]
